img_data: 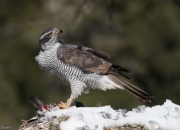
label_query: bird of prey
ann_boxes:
[35,28,153,109]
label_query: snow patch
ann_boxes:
[39,100,180,130]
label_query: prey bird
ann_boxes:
[35,28,154,109]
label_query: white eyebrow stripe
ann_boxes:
[40,31,52,39]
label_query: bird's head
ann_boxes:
[39,28,63,51]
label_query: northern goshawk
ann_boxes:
[35,28,153,108]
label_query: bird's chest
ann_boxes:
[35,48,58,74]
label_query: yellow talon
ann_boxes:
[58,98,72,109]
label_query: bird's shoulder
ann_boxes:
[56,44,111,74]
[57,44,110,59]
[82,46,110,60]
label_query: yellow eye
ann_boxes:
[48,32,52,37]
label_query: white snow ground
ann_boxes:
[42,100,180,130]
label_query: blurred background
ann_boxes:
[0,0,180,129]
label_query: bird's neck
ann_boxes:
[58,39,66,45]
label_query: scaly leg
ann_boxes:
[58,97,73,109]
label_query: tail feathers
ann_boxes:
[107,75,154,102]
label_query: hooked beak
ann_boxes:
[56,29,63,35]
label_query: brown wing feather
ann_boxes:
[57,45,111,74]
[76,45,111,60]
[84,48,110,60]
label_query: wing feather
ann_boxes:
[57,45,111,74]
[76,45,110,60]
